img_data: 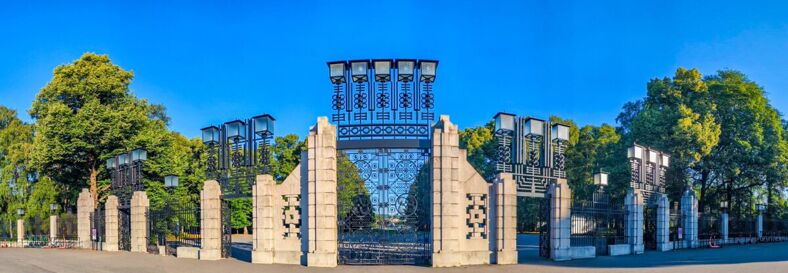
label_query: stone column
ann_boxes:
[104,195,120,251]
[757,213,763,239]
[130,191,149,252]
[681,189,698,248]
[16,219,24,245]
[200,180,222,260]
[721,212,729,242]
[50,214,58,243]
[625,189,644,254]
[252,174,275,264]
[490,173,518,264]
[655,194,672,251]
[77,188,94,249]
[304,117,337,267]
[549,179,572,261]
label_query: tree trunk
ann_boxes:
[90,167,99,207]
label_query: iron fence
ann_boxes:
[570,198,626,256]
[760,218,788,243]
[0,218,15,246]
[697,212,721,248]
[24,217,49,248]
[727,216,756,245]
[91,207,106,251]
[147,206,201,256]
[53,213,80,248]
[669,210,684,249]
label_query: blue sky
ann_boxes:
[1,1,786,139]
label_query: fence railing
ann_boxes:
[148,206,201,256]
[570,198,627,256]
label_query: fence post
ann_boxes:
[625,189,644,254]
[549,179,572,261]
[77,188,94,249]
[757,213,763,239]
[200,180,222,260]
[130,191,150,252]
[721,212,728,243]
[50,214,58,244]
[16,218,24,246]
[105,196,119,251]
[681,189,698,248]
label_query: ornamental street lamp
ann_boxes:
[17,208,24,218]
[493,112,570,197]
[628,144,669,203]
[107,148,147,208]
[49,203,57,213]
[202,114,276,198]
[593,171,609,205]
[164,174,179,189]
[720,200,729,213]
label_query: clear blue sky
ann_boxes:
[1,1,786,139]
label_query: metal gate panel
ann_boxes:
[118,207,131,251]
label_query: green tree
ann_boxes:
[29,53,170,206]
[270,134,306,182]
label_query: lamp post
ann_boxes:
[593,171,609,205]
[17,208,24,219]
[493,112,570,197]
[107,148,147,208]
[202,114,275,198]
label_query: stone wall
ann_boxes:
[303,117,337,267]
[77,188,94,249]
[130,191,149,252]
[252,169,303,264]
[431,115,492,267]
[200,180,222,260]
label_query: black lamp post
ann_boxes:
[106,148,147,208]
[493,112,570,197]
[202,114,275,198]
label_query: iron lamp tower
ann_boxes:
[627,144,669,203]
[201,114,275,198]
[106,148,147,208]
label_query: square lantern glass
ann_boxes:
[252,114,275,137]
[494,112,516,132]
[350,60,369,83]
[397,59,416,81]
[628,145,643,159]
[419,60,438,83]
[201,126,220,145]
[594,172,608,187]
[106,158,115,170]
[131,148,147,162]
[17,208,24,217]
[661,154,670,167]
[328,61,346,84]
[648,150,659,164]
[523,118,545,136]
[551,123,570,141]
[164,175,179,188]
[225,120,246,140]
[118,154,128,166]
[373,59,392,82]
[50,203,57,212]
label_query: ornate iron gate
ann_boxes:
[644,205,657,250]
[119,207,131,251]
[337,149,431,265]
[538,194,551,258]
[91,207,105,250]
[221,200,232,258]
[570,197,626,256]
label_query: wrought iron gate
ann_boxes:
[119,207,131,251]
[538,194,551,258]
[337,149,431,265]
[570,196,626,256]
[221,200,232,258]
[91,207,105,250]
[644,206,657,250]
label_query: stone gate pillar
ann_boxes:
[303,117,337,267]
[16,218,24,246]
[77,188,94,249]
[200,180,222,260]
[490,173,518,264]
[50,214,58,243]
[625,189,644,254]
[104,195,120,251]
[548,180,572,261]
[130,191,149,252]
[431,115,491,267]
[757,212,764,239]
[655,194,672,251]
[681,189,698,248]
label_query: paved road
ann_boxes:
[0,241,787,273]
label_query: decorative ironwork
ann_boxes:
[466,194,487,239]
[282,194,301,239]
[221,200,232,258]
[538,194,551,258]
[118,207,131,251]
[627,144,670,202]
[148,206,201,256]
[107,149,147,208]
[327,59,437,141]
[493,113,570,197]
[202,115,275,199]
[90,207,105,250]
[570,194,627,256]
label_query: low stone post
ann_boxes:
[17,218,24,246]
[721,212,729,243]
[130,191,149,252]
[549,179,572,261]
[104,196,120,251]
[77,189,94,249]
[655,194,672,251]
[304,117,338,267]
[757,213,763,239]
[50,214,58,243]
[681,189,698,248]
[625,189,644,254]
[490,173,518,264]
[200,180,222,260]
